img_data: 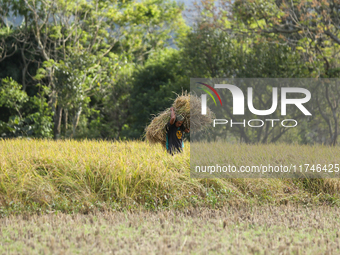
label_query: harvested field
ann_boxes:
[0,140,339,254]
[0,206,339,254]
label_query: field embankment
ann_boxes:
[0,139,339,215]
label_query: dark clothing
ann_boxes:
[165,121,186,154]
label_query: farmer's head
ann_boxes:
[175,114,184,127]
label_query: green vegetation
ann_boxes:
[0,1,339,253]
[0,139,339,216]
[0,0,188,140]
[0,0,339,145]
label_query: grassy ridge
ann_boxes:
[0,139,339,215]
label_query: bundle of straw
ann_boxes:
[145,91,214,148]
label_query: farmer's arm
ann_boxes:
[184,128,190,133]
[170,107,176,125]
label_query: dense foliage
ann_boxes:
[0,0,339,145]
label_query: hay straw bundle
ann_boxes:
[145,92,214,148]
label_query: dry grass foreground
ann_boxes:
[0,139,340,215]
[0,206,339,254]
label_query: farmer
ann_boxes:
[165,107,190,155]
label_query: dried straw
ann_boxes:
[145,91,214,147]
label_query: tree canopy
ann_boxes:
[0,0,339,145]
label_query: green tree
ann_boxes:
[0,77,53,138]
[196,0,340,145]
[124,48,188,139]
[0,0,188,140]
[181,21,310,144]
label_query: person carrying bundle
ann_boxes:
[145,92,213,151]
[165,107,190,155]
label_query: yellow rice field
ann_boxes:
[0,139,339,215]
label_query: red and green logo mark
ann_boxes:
[197,82,222,106]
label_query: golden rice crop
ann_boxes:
[0,139,339,215]
[145,91,215,147]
